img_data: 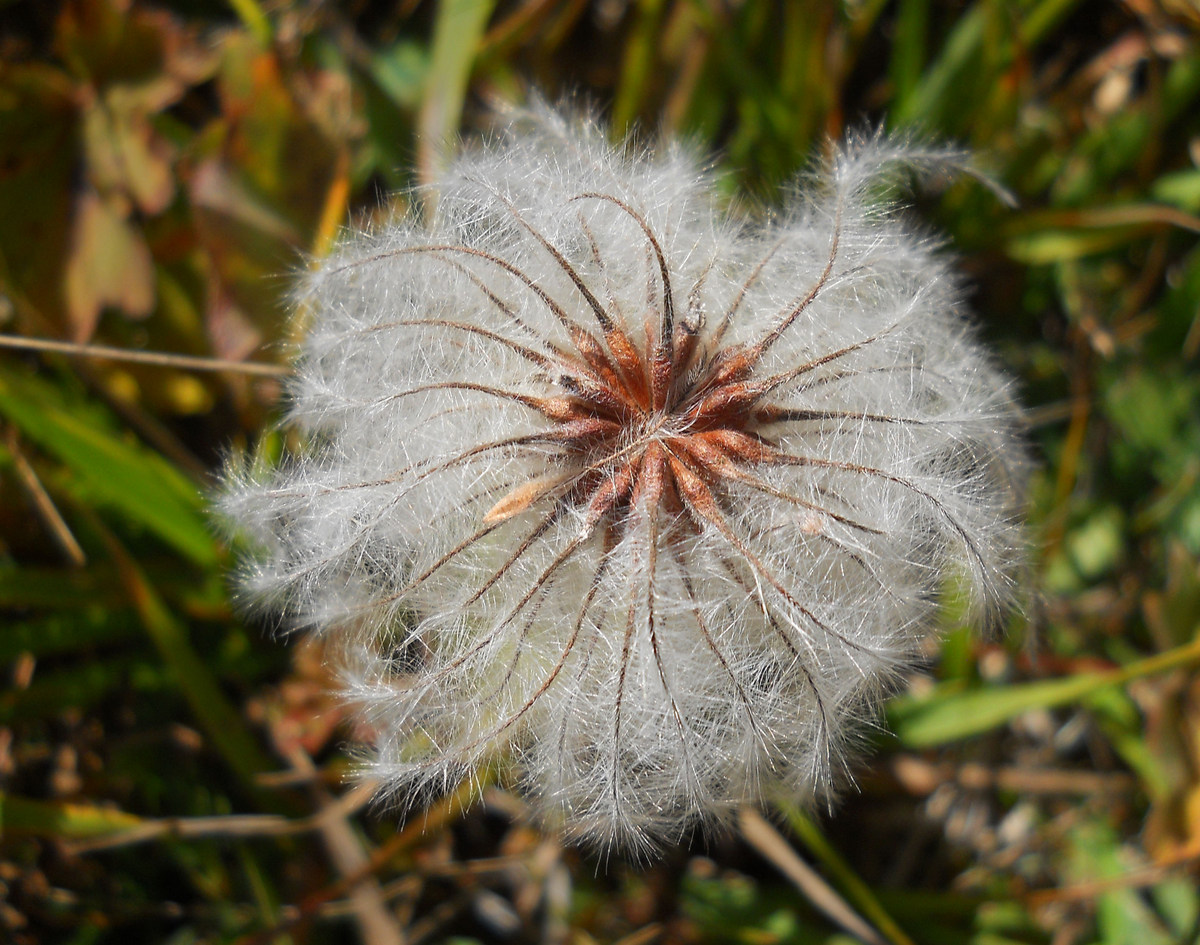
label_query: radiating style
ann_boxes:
[220,105,1026,851]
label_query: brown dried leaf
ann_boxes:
[80,89,175,214]
[58,0,214,215]
[64,189,155,339]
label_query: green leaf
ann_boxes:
[0,793,142,840]
[368,40,428,111]
[1068,823,1178,945]
[890,633,1200,747]
[681,864,813,944]
[1151,877,1200,939]
[0,366,217,566]
[1153,169,1200,213]
[1063,505,1124,581]
[1005,227,1143,264]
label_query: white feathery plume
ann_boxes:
[218,104,1026,853]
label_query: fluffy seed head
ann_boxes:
[219,104,1026,852]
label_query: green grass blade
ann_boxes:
[0,367,217,567]
[893,2,987,128]
[226,0,272,46]
[611,0,667,136]
[889,0,929,114]
[890,632,1200,747]
[0,793,142,840]
[417,0,495,187]
[96,520,275,788]
[777,803,917,945]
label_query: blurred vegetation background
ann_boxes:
[1,0,1199,943]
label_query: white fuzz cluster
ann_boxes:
[220,105,1025,852]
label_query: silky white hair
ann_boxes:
[218,103,1026,853]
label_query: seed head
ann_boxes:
[220,104,1026,852]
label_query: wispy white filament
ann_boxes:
[219,104,1026,852]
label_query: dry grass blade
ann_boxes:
[0,335,288,376]
[4,426,86,567]
[738,807,889,945]
[269,734,405,945]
